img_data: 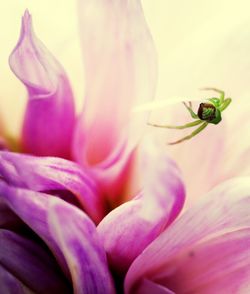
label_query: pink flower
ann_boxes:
[0,1,249,293]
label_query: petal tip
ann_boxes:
[21,9,32,37]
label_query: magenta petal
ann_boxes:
[0,229,71,293]
[97,143,185,275]
[125,177,250,294]
[48,198,115,294]
[9,11,75,158]
[0,151,104,223]
[73,0,157,166]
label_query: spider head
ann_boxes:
[198,102,221,124]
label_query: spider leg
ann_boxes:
[168,122,208,145]
[200,87,225,103]
[219,98,232,112]
[148,119,203,129]
[183,101,199,118]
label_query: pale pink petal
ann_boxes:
[73,0,157,198]
[9,10,75,158]
[125,177,250,294]
[148,3,250,206]
[163,102,228,207]
[48,197,115,294]
[97,140,185,275]
[155,229,250,293]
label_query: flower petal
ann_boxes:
[0,180,115,293]
[73,0,157,184]
[125,177,250,294]
[48,197,115,294]
[0,151,104,223]
[9,10,75,158]
[97,139,185,275]
[137,279,174,294]
[0,200,21,229]
[0,265,31,294]
[0,180,69,276]
[147,2,250,206]
[0,229,71,293]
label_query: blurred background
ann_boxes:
[0,0,250,136]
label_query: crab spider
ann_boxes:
[148,88,232,145]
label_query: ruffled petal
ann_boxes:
[73,0,157,199]
[48,198,115,294]
[0,229,71,293]
[0,151,104,223]
[97,140,185,275]
[125,177,250,294]
[9,10,75,158]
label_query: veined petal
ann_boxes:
[73,0,157,167]
[125,177,250,294]
[48,197,115,294]
[9,10,75,158]
[0,151,104,223]
[97,139,185,275]
[0,229,71,294]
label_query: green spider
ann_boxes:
[148,88,232,145]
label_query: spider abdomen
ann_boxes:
[198,103,216,121]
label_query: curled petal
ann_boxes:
[0,151,104,223]
[73,0,157,197]
[125,177,250,294]
[97,139,185,275]
[0,229,71,293]
[48,197,115,294]
[9,10,75,158]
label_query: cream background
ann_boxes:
[0,0,250,136]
